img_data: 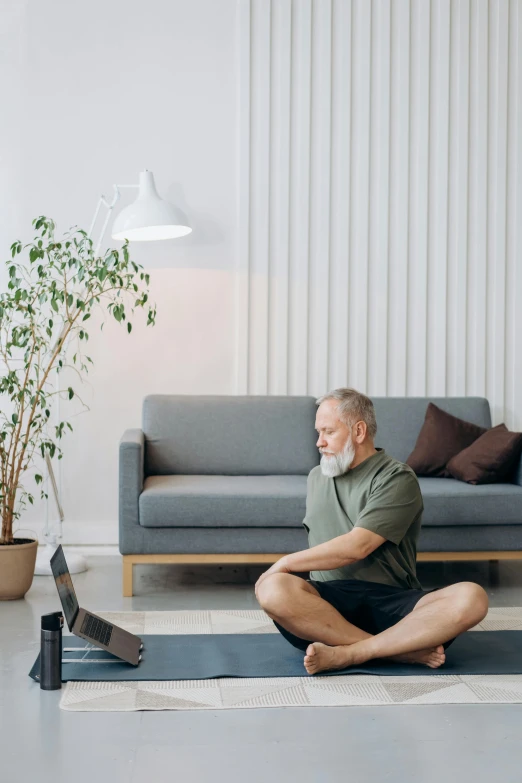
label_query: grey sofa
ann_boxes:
[119,395,522,595]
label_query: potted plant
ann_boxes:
[0,216,156,599]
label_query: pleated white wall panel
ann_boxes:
[236,0,522,431]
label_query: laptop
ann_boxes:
[51,545,143,666]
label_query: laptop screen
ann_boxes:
[50,545,79,631]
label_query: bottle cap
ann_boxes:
[41,611,64,631]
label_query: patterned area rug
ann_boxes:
[59,607,522,711]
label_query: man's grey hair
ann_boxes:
[315,387,377,440]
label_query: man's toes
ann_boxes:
[304,644,320,674]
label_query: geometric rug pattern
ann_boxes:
[60,607,522,711]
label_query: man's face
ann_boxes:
[315,400,356,477]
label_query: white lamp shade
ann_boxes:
[111,170,192,241]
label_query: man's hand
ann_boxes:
[254,556,291,596]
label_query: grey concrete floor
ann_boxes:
[2,554,522,783]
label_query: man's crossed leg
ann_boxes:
[255,574,489,674]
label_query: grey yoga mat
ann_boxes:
[28,631,522,682]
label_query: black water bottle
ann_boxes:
[40,611,63,690]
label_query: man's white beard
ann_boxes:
[320,435,356,478]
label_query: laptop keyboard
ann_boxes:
[81,614,114,647]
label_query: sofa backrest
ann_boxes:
[371,397,492,463]
[142,394,493,475]
[142,395,320,475]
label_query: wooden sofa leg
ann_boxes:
[123,556,133,597]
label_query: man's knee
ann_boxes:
[452,582,489,625]
[255,573,306,616]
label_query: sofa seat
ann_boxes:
[138,473,522,529]
[139,474,308,528]
[418,477,522,526]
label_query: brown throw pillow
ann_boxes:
[446,424,522,484]
[406,402,488,477]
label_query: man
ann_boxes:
[255,388,489,675]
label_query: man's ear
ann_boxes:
[354,420,367,444]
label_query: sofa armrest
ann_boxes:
[119,429,145,554]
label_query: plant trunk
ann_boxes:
[0,488,16,544]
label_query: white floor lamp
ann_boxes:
[34,170,191,576]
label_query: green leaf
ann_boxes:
[11,413,18,425]
[35,474,43,485]
[67,293,73,308]
[127,322,132,334]
[68,387,74,400]
[51,298,58,312]
[82,313,91,321]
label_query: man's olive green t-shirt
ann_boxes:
[303,448,424,590]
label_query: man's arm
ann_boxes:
[283,527,387,573]
[254,528,386,592]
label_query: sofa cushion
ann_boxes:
[139,475,308,528]
[142,395,319,476]
[369,397,491,464]
[405,402,488,477]
[446,424,522,485]
[138,474,522,530]
[418,477,522,525]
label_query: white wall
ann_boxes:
[237,0,522,435]
[1,0,521,545]
[0,0,238,543]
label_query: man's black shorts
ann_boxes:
[272,576,458,653]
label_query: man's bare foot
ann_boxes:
[388,645,446,667]
[303,642,446,675]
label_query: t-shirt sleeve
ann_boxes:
[354,470,423,546]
